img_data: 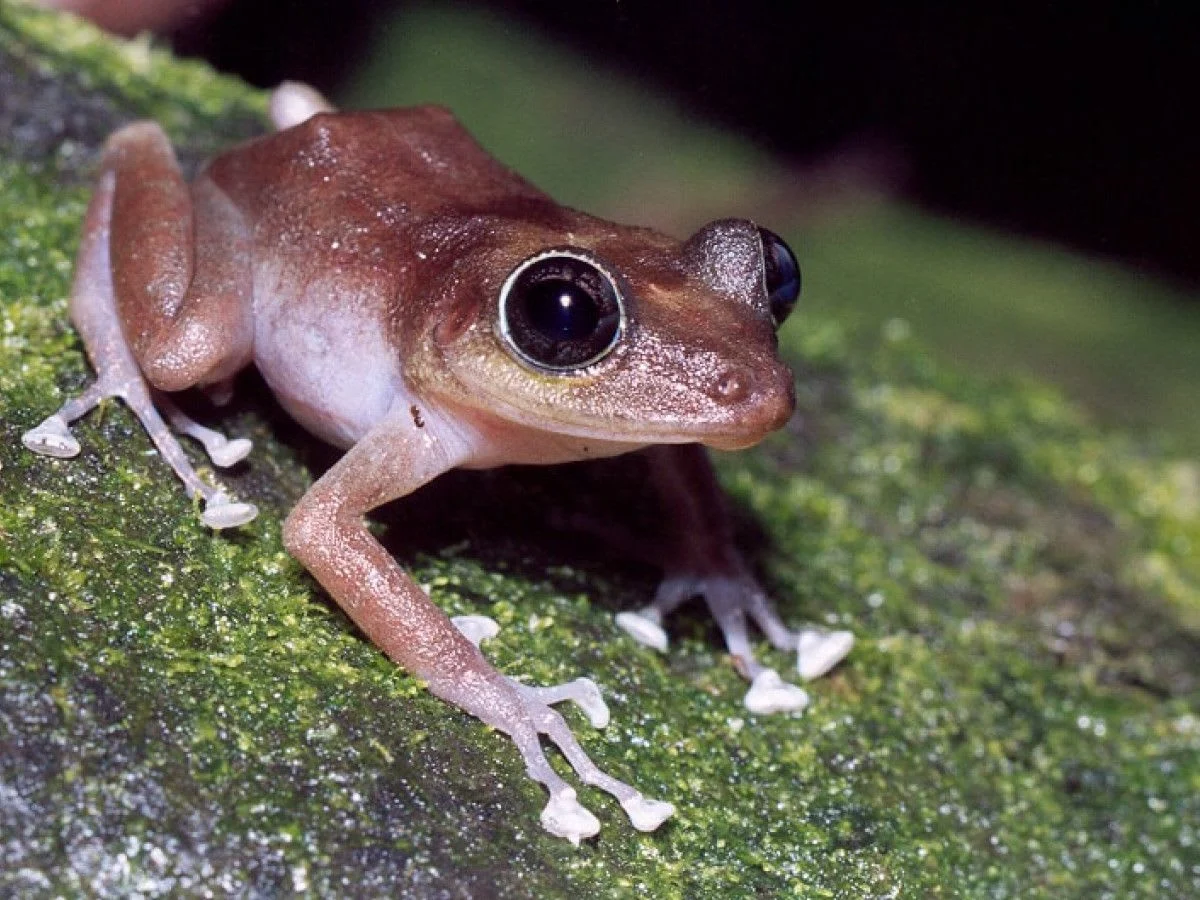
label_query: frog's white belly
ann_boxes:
[251,269,412,449]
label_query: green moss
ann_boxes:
[1,3,1198,897]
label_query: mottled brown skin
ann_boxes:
[22,84,851,843]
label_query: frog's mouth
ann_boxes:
[426,320,795,456]
[702,431,774,452]
[449,374,792,456]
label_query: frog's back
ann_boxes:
[204,106,554,231]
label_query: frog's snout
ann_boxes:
[706,359,795,445]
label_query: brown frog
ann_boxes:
[23,83,852,842]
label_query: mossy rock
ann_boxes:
[2,4,1198,897]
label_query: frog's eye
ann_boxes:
[498,250,625,372]
[758,227,801,327]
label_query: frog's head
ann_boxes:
[413,214,799,454]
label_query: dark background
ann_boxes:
[173,0,1198,287]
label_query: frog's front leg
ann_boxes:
[615,444,853,714]
[282,409,673,843]
[21,122,256,528]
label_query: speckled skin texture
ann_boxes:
[19,81,848,842]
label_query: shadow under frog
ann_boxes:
[22,82,853,843]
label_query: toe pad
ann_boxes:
[451,615,501,646]
[22,415,80,459]
[201,494,258,530]
[796,628,855,680]
[540,789,601,845]
[569,678,610,729]
[208,436,252,468]
[744,669,810,715]
[621,793,675,832]
[615,610,669,651]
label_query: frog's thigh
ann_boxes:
[24,156,257,529]
[106,123,253,393]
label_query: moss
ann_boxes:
[1,3,1198,897]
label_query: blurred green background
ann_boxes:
[340,4,1200,454]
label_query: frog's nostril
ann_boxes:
[709,367,750,404]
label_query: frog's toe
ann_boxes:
[796,627,855,680]
[614,609,669,651]
[517,676,610,728]
[206,435,253,468]
[540,788,601,845]
[201,492,258,529]
[743,668,810,715]
[451,614,501,646]
[270,81,336,130]
[621,793,675,832]
[558,677,609,728]
[22,415,81,458]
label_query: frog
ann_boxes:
[21,82,853,843]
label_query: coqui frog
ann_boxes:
[22,83,853,843]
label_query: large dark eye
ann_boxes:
[758,227,801,327]
[498,250,624,371]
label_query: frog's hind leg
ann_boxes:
[22,134,257,530]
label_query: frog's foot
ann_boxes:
[157,391,252,468]
[132,387,257,528]
[620,568,853,712]
[24,377,257,531]
[450,615,675,843]
[452,615,610,727]
[514,698,675,843]
[21,379,114,459]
